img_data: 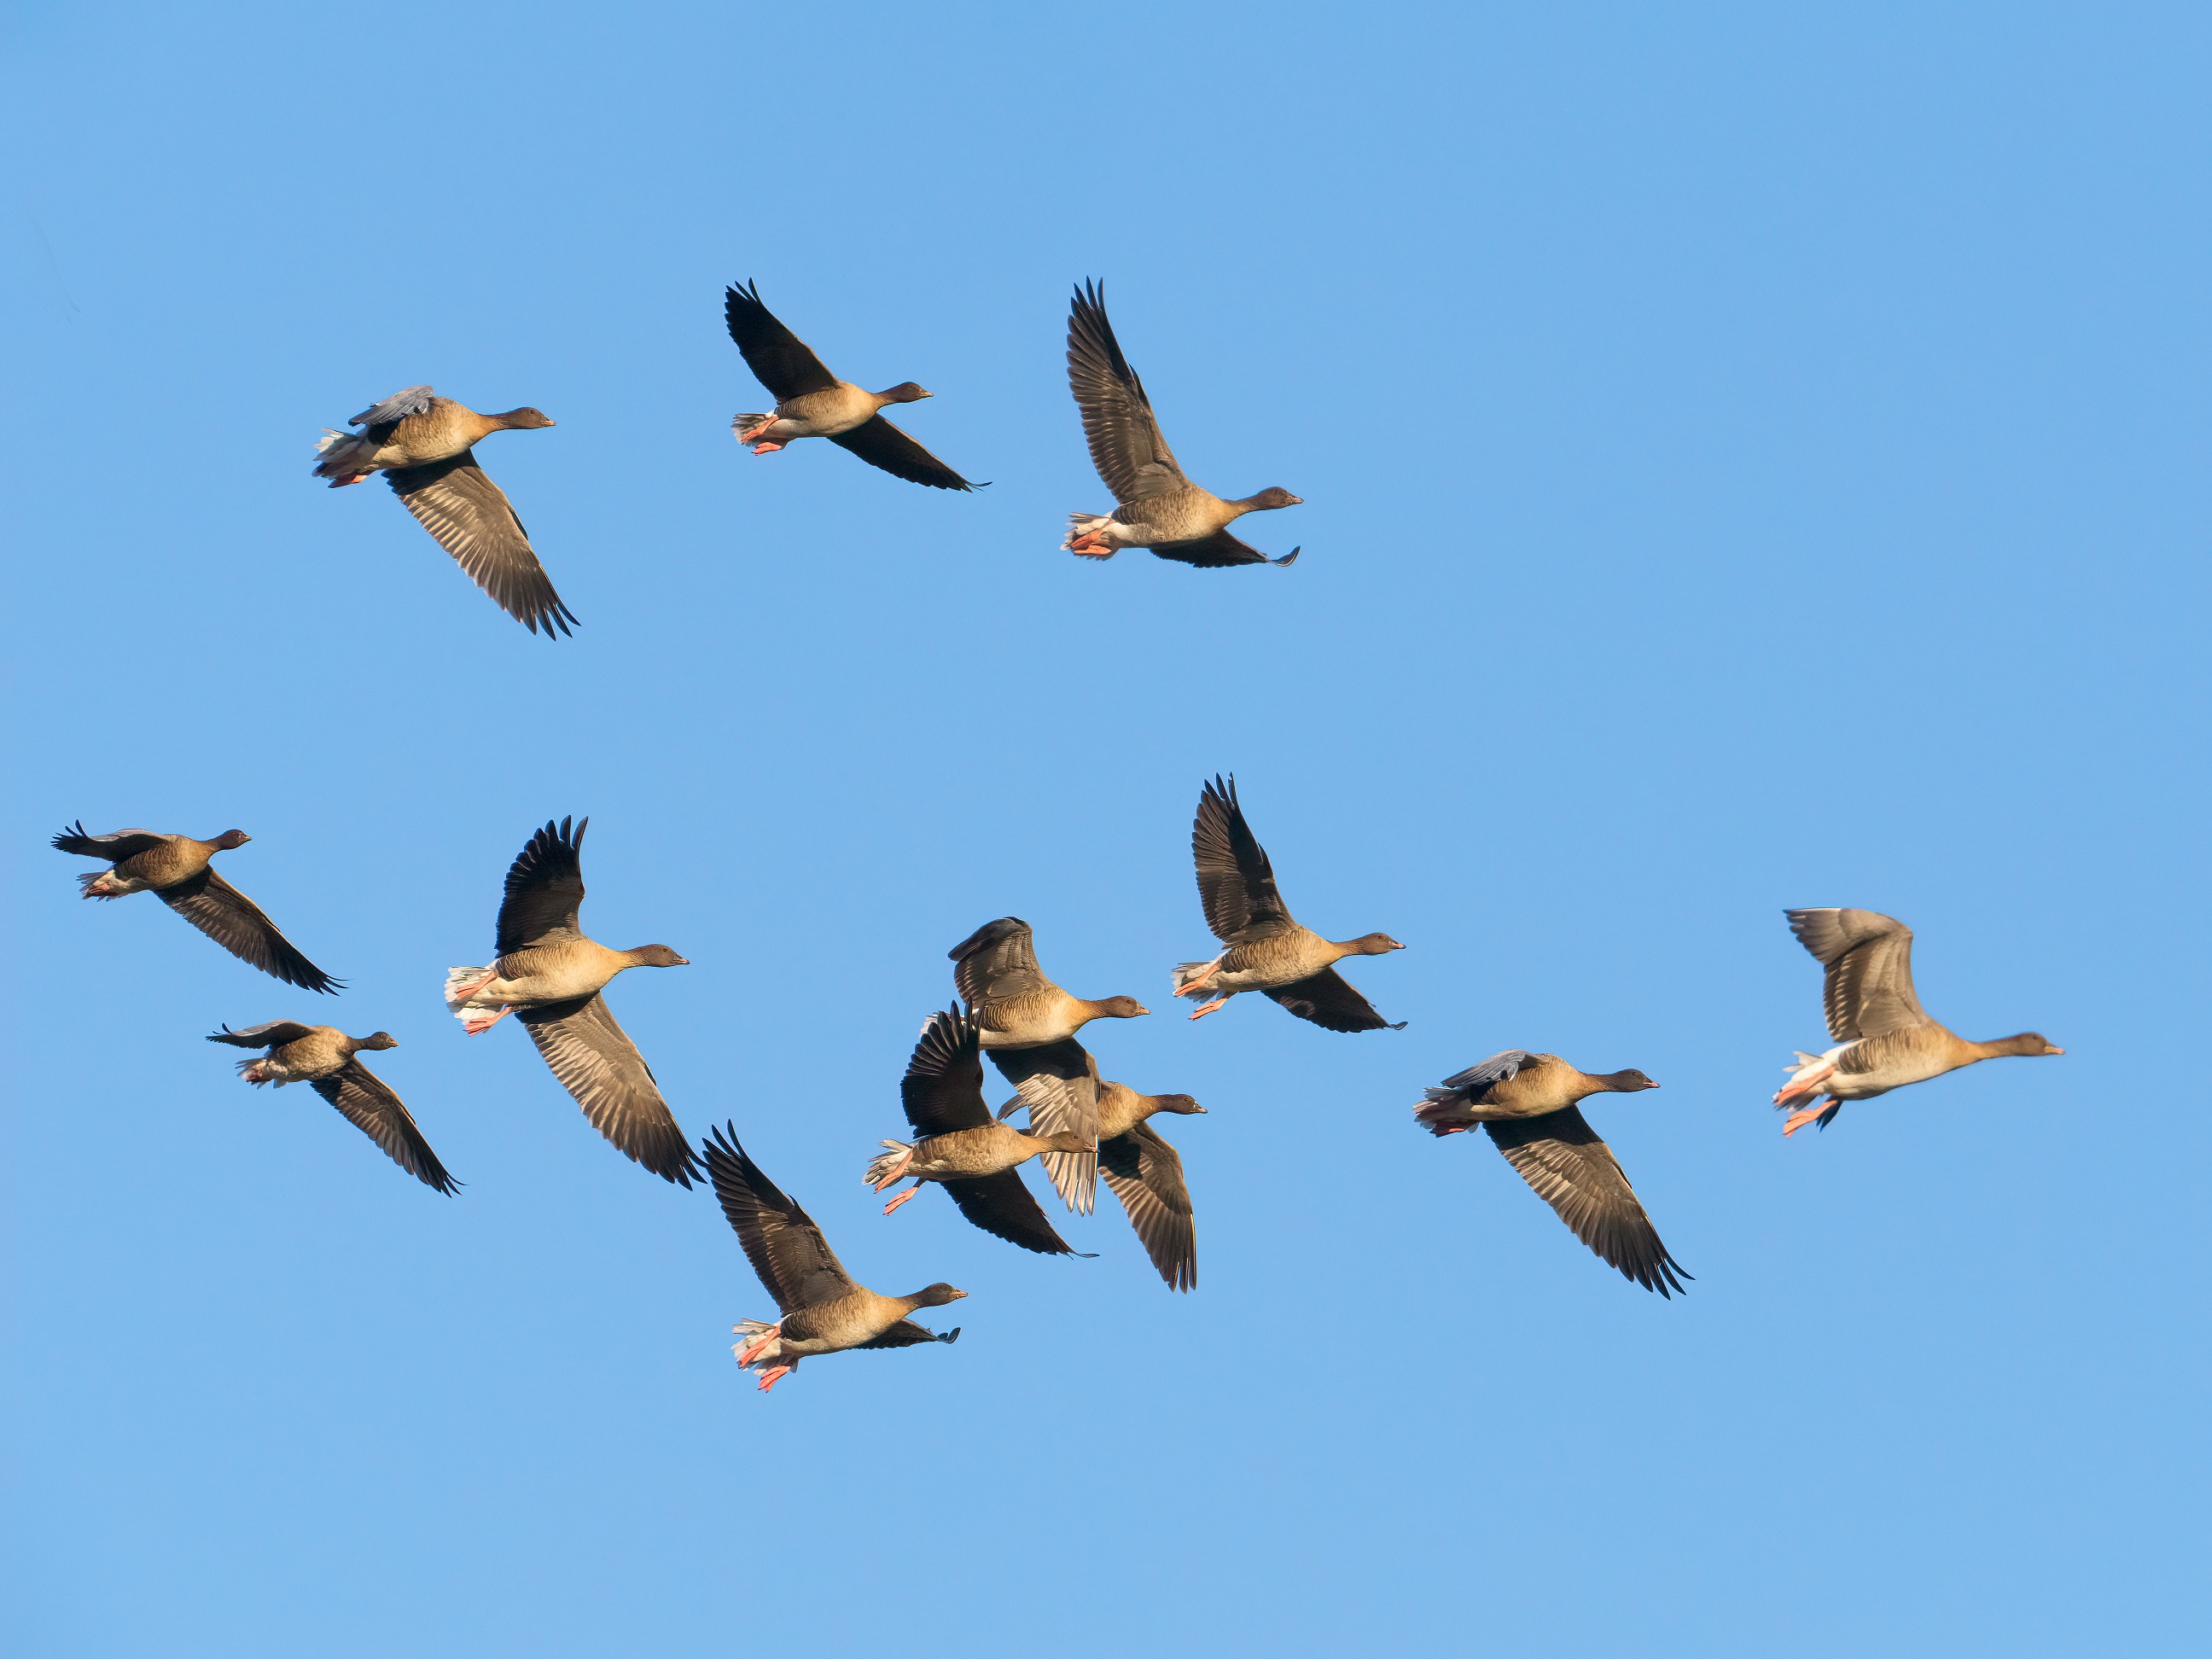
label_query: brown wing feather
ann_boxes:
[940,1168,1080,1256]
[828,416,978,491]
[948,917,1049,1004]
[309,1061,460,1194]
[157,869,341,993]
[1261,966,1402,1033]
[1483,1107,1689,1296]
[724,282,841,399]
[386,451,578,637]
[992,1038,1099,1213]
[1150,529,1298,569]
[1067,280,1186,503]
[1786,909,1930,1039]
[498,817,587,954]
[1191,775,1291,943]
[1099,1122,1195,1291]
[901,1008,994,1136]
[700,1124,855,1312]
[516,992,697,1185]
[52,823,166,861]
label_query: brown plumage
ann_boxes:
[208,1021,457,1194]
[52,823,338,992]
[1773,908,2064,1135]
[1416,1051,1685,1296]
[947,917,1148,1048]
[1173,776,1404,1032]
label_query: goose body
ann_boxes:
[1062,281,1301,568]
[947,917,1148,1049]
[704,1125,964,1394]
[1416,1051,1685,1296]
[1173,776,1404,1031]
[1774,909,2063,1135]
[51,823,339,993]
[207,1020,457,1194]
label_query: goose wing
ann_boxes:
[497,816,586,953]
[350,385,435,430]
[940,1168,1082,1256]
[386,451,578,638]
[1151,530,1298,569]
[829,416,979,491]
[159,869,341,993]
[1191,774,1291,943]
[857,1320,961,1351]
[1484,1106,1689,1297]
[901,1007,994,1135]
[1067,280,1187,503]
[207,1020,318,1049]
[948,916,1050,1004]
[1262,967,1404,1033]
[994,1038,1099,1213]
[51,823,166,862]
[516,992,697,1186]
[701,1123,856,1313]
[1098,1121,1195,1291]
[1785,908,1930,1039]
[723,281,840,399]
[310,1060,460,1195]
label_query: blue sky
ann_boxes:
[4,3,2206,1654]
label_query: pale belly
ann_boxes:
[488,950,620,1005]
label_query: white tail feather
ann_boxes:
[445,965,495,1014]
[864,1139,914,1188]
[1172,957,1224,998]
[732,1319,783,1367]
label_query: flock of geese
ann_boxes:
[53,282,2066,1393]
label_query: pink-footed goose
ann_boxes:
[445,817,696,1185]
[1775,908,2063,1135]
[704,1124,964,1394]
[208,1021,457,1194]
[1062,281,1301,568]
[1416,1051,1685,1296]
[313,386,576,637]
[52,823,338,992]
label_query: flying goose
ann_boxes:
[1173,776,1404,1031]
[864,1008,1091,1257]
[704,1124,964,1394]
[51,823,338,992]
[1416,1051,1685,1296]
[724,282,981,490]
[445,817,696,1184]
[208,1021,457,1194]
[1010,1041,1207,1292]
[1062,280,1301,567]
[314,386,576,637]
[948,917,1148,1051]
[1774,908,2064,1135]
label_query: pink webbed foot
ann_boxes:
[1781,1103,1831,1137]
[882,1185,922,1216]
[1067,534,1115,558]
[452,970,499,1001]
[736,1324,783,1367]
[1187,998,1228,1021]
[327,474,371,488]
[871,1150,914,1191]
[756,1365,793,1393]
[748,440,785,455]
[463,1006,512,1035]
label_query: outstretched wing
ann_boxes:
[701,1123,855,1313]
[386,451,578,638]
[948,917,1049,1005]
[51,823,166,862]
[1484,1107,1689,1297]
[1099,1122,1196,1292]
[1437,1051,1536,1095]
[828,415,979,491]
[1067,280,1186,503]
[350,385,435,429]
[516,992,698,1186]
[857,1320,960,1351]
[1191,774,1291,943]
[207,1020,317,1049]
[310,1061,461,1195]
[901,1007,994,1136]
[498,816,587,953]
[995,1038,1100,1213]
[158,869,341,993]
[941,1169,1082,1256]
[1262,967,1403,1033]
[1785,909,1929,1040]
[1150,530,1298,569]
[724,281,840,399]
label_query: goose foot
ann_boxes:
[327,473,370,487]
[871,1149,914,1190]
[736,1324,783,1366]
[882,1186,922,1216]
[463,1006,512,1034]
[1782,1103,1832,1137]
[748,440,785,455]
[1187,998,1227,1020]
[1068,534,1115,557]
[756,1365,792,1393]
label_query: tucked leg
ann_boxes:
[736,1324,783,1366]
[755,1365,793,1393]
[882,1185,923,1216]
[463,1006,512,1035]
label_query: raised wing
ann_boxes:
[1150,530,1299,569]
[386,451,578,637]
[1099,1121,1195,1292]
[902,1007,993,1136]
[1067,280,1186,503]
[701,1123,855,1313]
[1191,774,1292,942]
[498,816,587,954]
[158,869,341,993]
[311,1061,460,1195]
[1263,967,1404,1033]
[1484,1107,1689,1297]
[516,992,698,1186]
[1437,1051,1536,1095]
[1785,908,1929,1039]
[995,1038,1100,1213]
[350,385,434,429]
[724,281,840,400]
[948,917,1049,1005]
[207,1020,317,1049]
[828,415,979,491]
[51,823,167,862]
[941,1168,1081,1256]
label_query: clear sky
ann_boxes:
[4,3,2206,1655]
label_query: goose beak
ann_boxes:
[2046,1045,2065,1055]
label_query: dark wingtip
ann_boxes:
[1386,1020,1409,1031]
[940,1326,962,1344]
[1274,547,1301,568]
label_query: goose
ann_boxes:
[444,817,696,1184]
[1008,1040,1207,1292]
[1173,776,1404,1031]
[51,823,338,992]
[948,917,1148,1050]
[1775,908,2064,1135]
[703,1124,964,1394]
[207,1022,457,1194]
[313,386,576,637]
[864,1007,1091,1257]
[724,282,980,490]
[1062,280,1301,568]
[1416,1051,1685,1296]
